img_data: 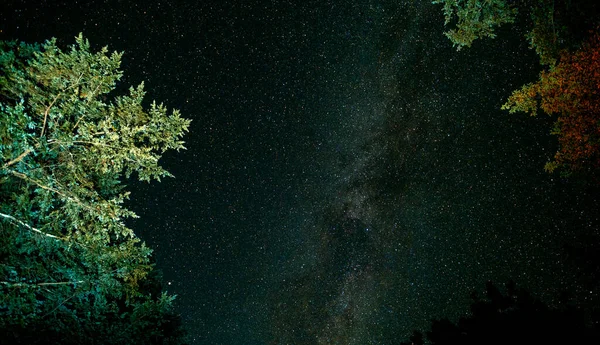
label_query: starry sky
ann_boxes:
[2,0,600,344]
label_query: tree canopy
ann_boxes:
[432,0,518,50]
[502,31,600,177]
[434,0,600,179]
[432,0,597,65]
[0,34,190,344]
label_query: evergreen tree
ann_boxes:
[0,34,190,344]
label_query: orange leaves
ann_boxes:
[503,31,600,175]
[502,83,540,115]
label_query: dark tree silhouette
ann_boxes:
[401,281,600,345]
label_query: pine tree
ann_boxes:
[0,34,190,344]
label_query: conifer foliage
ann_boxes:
[0,34,190,344]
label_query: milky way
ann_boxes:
[4,1,599,344]
[261,1,598,343]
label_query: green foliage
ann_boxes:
[436,1,600,179]
[0,34,190,344]
[432,0,584,65]
[432,0,518,49]
[526,0,561,66]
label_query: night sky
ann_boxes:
[2,0,599,344]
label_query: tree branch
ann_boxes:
[0,212,63,240]
[47,139,118,149]
[71,114,85,133]
[1,280,84,288]
[2,149,32,169]
[38,281,85,286]
[6,169,119,219]
[40,92,61,138]
[0,212,89,249]
[42,290,80,318]
[7,169,69,199]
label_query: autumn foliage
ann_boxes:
[503,31,600,175]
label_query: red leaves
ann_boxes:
[506,31,600,174]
